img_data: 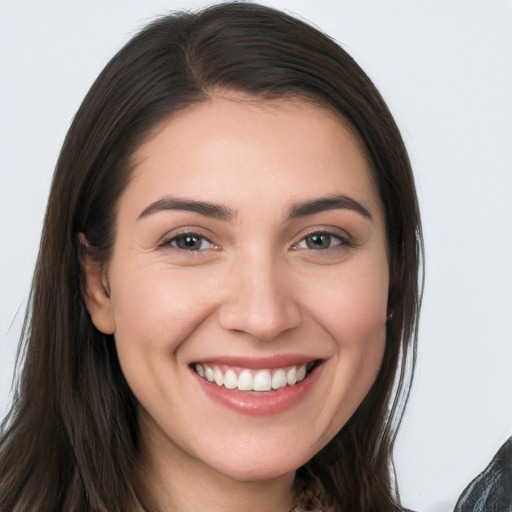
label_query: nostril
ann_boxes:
[218,299,301,341]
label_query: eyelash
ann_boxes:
[160,230,354,252]
[159,232,219,252]
[292,231,354,251]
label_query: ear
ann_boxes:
[78,233,116,335]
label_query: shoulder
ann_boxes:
[454,437,512,512]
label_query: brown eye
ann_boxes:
[293,231,352,252]
[168,234,216,251]
[305,233,334,250]
[175,235,203,250]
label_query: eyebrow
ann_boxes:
[137,193,371,222]
[286,194,372,220]
[138,197,236,222]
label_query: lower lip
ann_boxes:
[191,364,323,416]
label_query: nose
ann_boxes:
[218,254,302,341]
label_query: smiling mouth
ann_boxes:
[192,361,320,392]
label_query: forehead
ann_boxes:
[125,94,383,221]
[134,93,372,166]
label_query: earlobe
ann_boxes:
[78,233,116,335]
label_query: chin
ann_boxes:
[207,445,318,483]
[219,463,296,483]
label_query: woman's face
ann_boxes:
[85,95,389,482]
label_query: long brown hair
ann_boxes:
[0,3,423,511]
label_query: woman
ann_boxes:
[0,3,422,511]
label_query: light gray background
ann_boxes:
[1,1,511,511]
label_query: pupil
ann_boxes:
[307,234,330,249]
[180,236,200,250]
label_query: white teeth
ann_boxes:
[286,366,297,386]
[253,370,272,391]
[223,369,238,390]
[205,366,214,382]
[194,362,315,391]
[237,369,254,391]
[271,369,287,390]
[213,367,224,386]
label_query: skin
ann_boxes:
[83,95,389,512]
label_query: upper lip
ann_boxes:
[190,354,324,369]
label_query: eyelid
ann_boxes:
[291,227,355,250]
[158,229,219,251]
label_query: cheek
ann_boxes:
[106,262,222,377]
[306,259,389,346]
[106,264,221,412]
[304,259,388,418]
[319,298,387,440]
[333,271,388,385]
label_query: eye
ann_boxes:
[294,231,352,251]
[163,233,218,251]
[304,233,338,250]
